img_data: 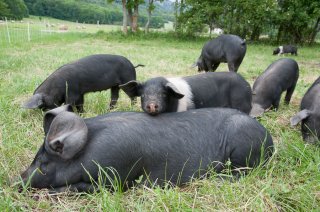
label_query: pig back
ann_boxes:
[75,108,273,185]
[35,54,136,95]
[253,58,299,93]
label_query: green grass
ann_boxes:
[0,16,121,47]
[0,28,320,210]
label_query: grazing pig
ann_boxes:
[250,58,299,117]
[120,72,252,115]
[195,34,246,72]
[290,77,320,143]
[20,105,274,193]
[273,45,298,56]
[22,54,143,112]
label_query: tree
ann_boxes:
[176,0,320,43]
[145,0,164,33]
[0,1,10,18]
[2,0,28,20]
[121,0,128,34]
[107,0,144,33]
[276,0,320,43]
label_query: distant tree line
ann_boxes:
[0,0,28,20]
[23,0,166,28]
[175,0,320,44]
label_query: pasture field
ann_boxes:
[0,16,120,46]
[0,31,320,211]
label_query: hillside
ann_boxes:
[24,0,175,28]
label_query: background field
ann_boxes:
[0,24,320,210]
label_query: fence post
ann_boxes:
[5,17,11,44]
[27,22,31,41]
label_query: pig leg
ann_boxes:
[212,63,220,71]
[110,86,120,109]
[272,96,281,110]
[228,62,236,72]
[50,182,97,193]
[130,97,137,106]
[284,85,296,104]
[75,95,84,113]
[203,60,212,72]
[66,94,84,113]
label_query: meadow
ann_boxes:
[0,26,320,210]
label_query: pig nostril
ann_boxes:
[155,105,158,109]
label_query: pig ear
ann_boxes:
[45,111,88,160]
[165,82,184,99]
[119,80,142,97]
[43,105,74,135]
[22,93,44,109]
[290,109,311,126]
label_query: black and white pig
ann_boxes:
[273,45,298,56]
[250,58,299,117]
[120,72,252,115]
[195,34,247,72]
[20,105,274,193]
[290,77,320,144]
[22,54,143,112]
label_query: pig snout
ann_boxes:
[146,102,159,115]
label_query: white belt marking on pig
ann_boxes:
[166,77,195,112]
[278,46,283,55]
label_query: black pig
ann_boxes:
[120,72,252,116]
[195,34,246,72]
[273,45,298,56]
[22,54,143,112]
[290,77,320,144]
[20,105,273,193]
[250,58,299,117]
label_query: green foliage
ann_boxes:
[27,0,122,24]
[24,0,170,28]
[0,1,10,18]
[0,0,28,20]
[177,0,320,43]
[276,0,320,44]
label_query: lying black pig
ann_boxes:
[195,34,247,72]
[22,54,143,112]
[290,77,320,144]
[250,58,299,117]
[120,72,252,115]
[20,105,273,193]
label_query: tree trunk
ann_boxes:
[132,2,139,32]
[309,17,320,44]
[250,26,261,41]
[179,0,184,14]
[128,8,133,29]
[121,0,128,35]
[145,0,153,33]
[276,24,283,44]
[174,0,179,31]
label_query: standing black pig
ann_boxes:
[273,45,298,56]
[250,58,299,117]
[195,34,246,72]
[120,72,252,115]
[22,54,142,112]
[20,105,273,193]
[290,77,320,144]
